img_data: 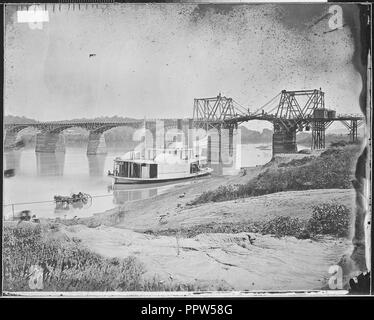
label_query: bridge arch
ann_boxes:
[34,122,146,154]
[4,124,40,147]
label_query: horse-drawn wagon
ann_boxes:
[54,192,92,211]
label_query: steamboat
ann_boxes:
[109,147,212,184]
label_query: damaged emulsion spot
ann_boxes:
[189,4,237,24]
[341,5,370,274]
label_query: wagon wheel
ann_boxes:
[82,193,92,208]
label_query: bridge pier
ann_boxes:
[87,154,106,176]
[4,150,21,172]
[4,130,18,148]
[35,132,66,153]
[87,132,107,155]
[220,127,231,164]
[204,125,239,171]
[188,119,194,150]
[206,126,221,163]
[229,127,234,157]
[145,121,157,150]
[349,119,358,143]
[36,152,65,176]
[340,119,360,144]
[311,121,326,150]
[176,119,185,147]
[156,120,166,149]
[272,122,297,154]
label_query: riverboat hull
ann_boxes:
[111,167,213,184]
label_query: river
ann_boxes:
[3,143,293,219]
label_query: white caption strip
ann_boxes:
[17,5,49,29]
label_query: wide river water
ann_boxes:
[3,143,297,220]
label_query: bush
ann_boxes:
[278,157,314,168]
[190,144,360,205]
[307,203,351,237]
[330,140,348,148]
[153,203,351,240]
[257,205,351,238]
[193,185,240,204]
[258,216,309,239]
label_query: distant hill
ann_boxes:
[60,116,138,123]
[297,132,352,146]
[4,115,38,124]
[239,125,353,145]
[4,115,137,124]
[240,127,273,144]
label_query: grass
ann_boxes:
[189,144,360,205]
[3,202,351,291]
[2,223,227,292]
[150,203,351,240]
[3,223,144,291]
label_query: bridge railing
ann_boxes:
[336,113,364,118]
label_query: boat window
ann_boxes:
[190,163,199,173]
[131,163,140,178]
[150,164,157,178]
[123,162,129,177]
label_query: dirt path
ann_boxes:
[62,224,351,291]
[113,188,355,232]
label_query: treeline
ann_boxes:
[239,126,351,145]
[297,132,351,146]
[4,115,136,123]
[240,127,273,143]
[4,115,38,124]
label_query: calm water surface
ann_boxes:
[3,143,284,219]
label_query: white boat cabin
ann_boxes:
[113,148,207,180]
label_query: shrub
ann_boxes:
[152,203,351,240]
[330,140,348,148]
[307,203,351,237]
[193,185,240,204]
[278,156,314,168]
[190,144,359,205]
[258,216,309,239]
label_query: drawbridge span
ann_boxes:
[193,89,364,154]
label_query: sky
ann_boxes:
[4,3,364,132]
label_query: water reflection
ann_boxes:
[87,154,107,177]
[112,184,158,205]
[36,152,66,176]
[208,162,223,176]
[4,150,21,172]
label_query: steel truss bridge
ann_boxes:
[193,89,365,153]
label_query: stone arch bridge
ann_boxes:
[4,119,192,155]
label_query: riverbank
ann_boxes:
[3,219,353,292]
[3,144,362,292]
